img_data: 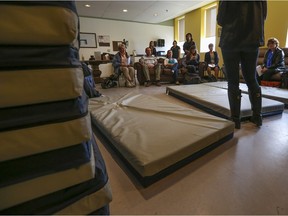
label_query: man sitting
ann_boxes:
[140,47,161,87]
[164,50,179,85]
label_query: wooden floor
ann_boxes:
[93,82,288,215]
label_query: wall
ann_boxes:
[265,1,288,48]
[79,17,174,60]
[174,1,288,67]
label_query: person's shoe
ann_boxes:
[250,115,262,127]
[145,81,151,87]
[156,81,161,86]
[175,81,180,85]
[126,81,133,88]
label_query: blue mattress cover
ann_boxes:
[0,45,81,70]
[0,141,91,188]
[0,137,110,215]
[0,92,88,132]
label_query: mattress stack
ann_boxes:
[0,2,111,214]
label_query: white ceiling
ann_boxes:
[75,1,212,24]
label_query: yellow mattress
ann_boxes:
[0,5,78,46]
[0,67,83,108]
[0,114,92,162]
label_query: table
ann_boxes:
[86,60,112,83]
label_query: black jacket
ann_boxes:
[204,51,219,66]
[263,47,285,71]
[217,1,267,50]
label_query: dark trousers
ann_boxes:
[221,48,260,93]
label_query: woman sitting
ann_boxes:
[204,43,220,80]
[112,43,135,87]
[183,45,200,74]
[259,37,285,82]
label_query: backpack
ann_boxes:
[81,62,102,97]
[183,72,201,85]
[101,74,118,89]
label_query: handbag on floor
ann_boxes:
[183,72,201,85]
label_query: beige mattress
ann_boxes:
[0,114,92,162]
[0,5,78,46]
[204,81,288,106]
[0,144,95,210]
[89,93,234,182]
[55,181,112,215]
[0,67,83,108]
[167,84,284,119]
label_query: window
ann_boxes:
[177,17,185,55]
[178,17,185,43]
[200,4,217,53]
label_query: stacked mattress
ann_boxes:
[166,84,284,120]
[89,93,235,187]
[0,2,111,214]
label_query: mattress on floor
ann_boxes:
[0,114,92,162]
[89,93,234,186]
[167,84,284,120]
[0,5,78,45]
[204,81,288,106]
[0,136,111,215]
[0,67,84,108]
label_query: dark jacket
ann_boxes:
[204,51,219,66]
[263,47,285,71]
[217,1,267,50]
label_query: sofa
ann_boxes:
[134,57,206,85]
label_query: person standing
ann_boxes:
[183,33,195,57]
[170,40,181,61]
[217,1,267,128]
[149,41,157,57]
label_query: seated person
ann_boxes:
[112,43,135,88]
[258,37,285,82]
[183,45,200,74]
[204,43,220,80]
[164,50,179,85]
[140,47,161,87]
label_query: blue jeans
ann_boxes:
[221,48,260,93]
[172,63,179,82]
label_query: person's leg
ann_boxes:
[240,49,262,126]
[214,66,219,79]
[221,49,241,129]
[128,67,136,87]
[207,67,212,76]
[262,69,278,81]
[121,67,133,87]
[142,65,151,87]
[155,64,161,86]
[172,63,179,84]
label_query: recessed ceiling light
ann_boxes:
[85,4,91,8]
[123,9,128,12]
[154,13,158,16]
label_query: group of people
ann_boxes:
[111,1,284,130]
